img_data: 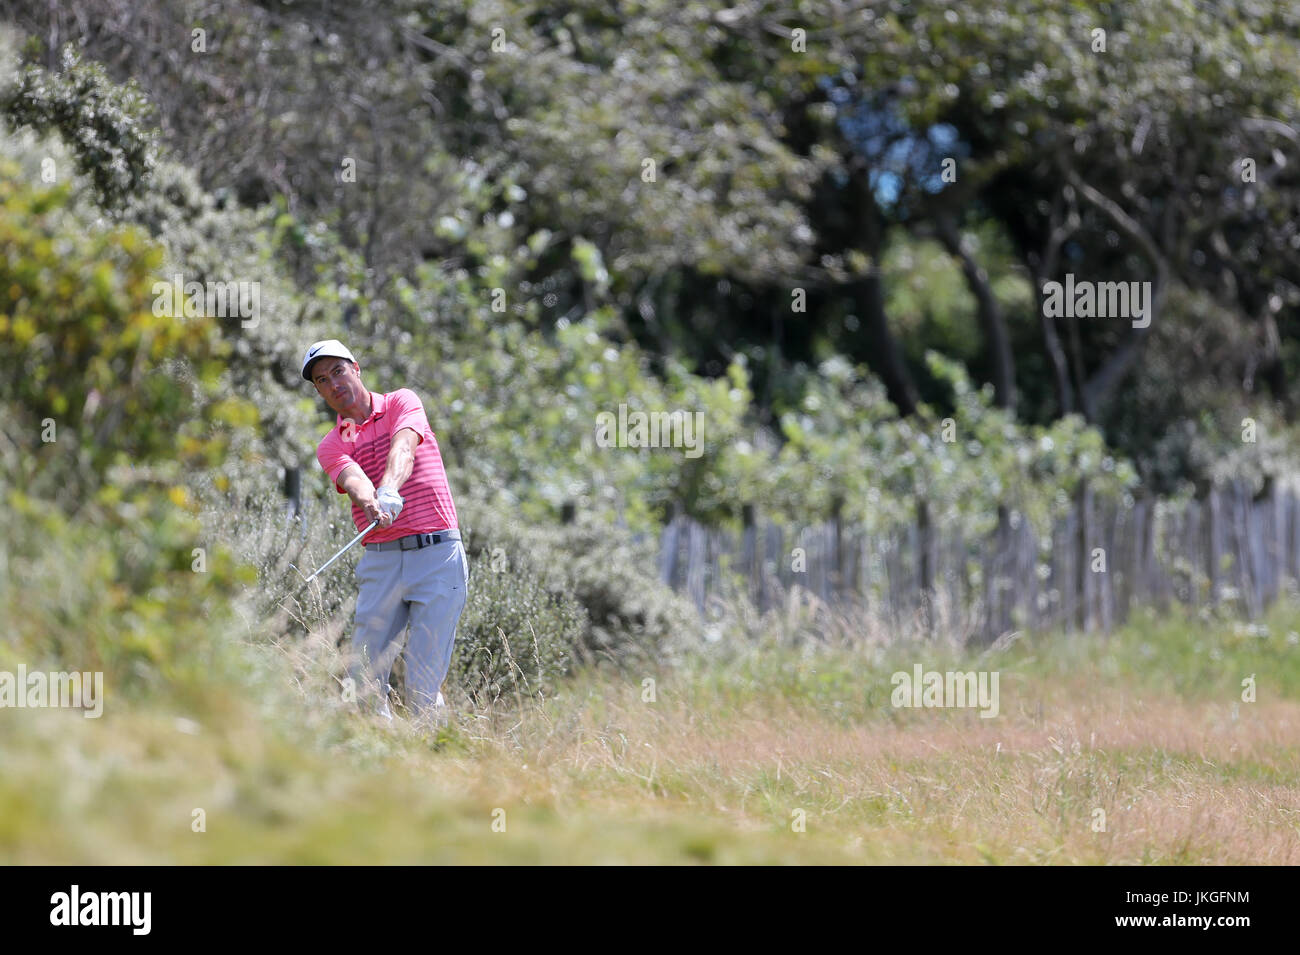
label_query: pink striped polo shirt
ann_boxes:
[314,388,459,543]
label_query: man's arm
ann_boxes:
[379,427,420,491]
[336,464,392,528]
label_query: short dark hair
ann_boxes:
[309,356,355,382]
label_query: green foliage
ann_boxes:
[0,159,246,513]
[532,516,698,664]
[2,3,1294,506]
[0,162,252,713]
[208,477,365,635]
[458,497,697,675]
[395,268,755,529]
[453,562,588,702]
[4,3,1298,736]
[771,351,1137,535]
[884,235,983,362]
[1101,285,1300,494]
[1,45,158,211]
[120,159,343,473]
[0,498,252,713]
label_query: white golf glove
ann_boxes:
[376,485,404,521]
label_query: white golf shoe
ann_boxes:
[374,683,395,722]
[418,691,449,730]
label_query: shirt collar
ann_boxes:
[336,390,386,428]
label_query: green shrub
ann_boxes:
[0,160,254,709]
[210,481,590,704]
[539,518,698,664]
[0,158,251,514]
[0,497,252,714]
[458,498,698,673]
[452,562,588,703]
[1,44,157,211]
[209,477,366,639]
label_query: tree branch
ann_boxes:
[1063,165,1170,417]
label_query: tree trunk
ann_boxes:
[937,217,1016,413]
[856,273,918,416]
[1033,191,1077,415]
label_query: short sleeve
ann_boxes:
[316,431,358,493]
[388,389,435,445]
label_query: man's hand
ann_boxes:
[336,464,403,529]
[376,485,404,524]
[356,487,394,528]
[338,465,394,528]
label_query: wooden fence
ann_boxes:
[656,478,1300,642]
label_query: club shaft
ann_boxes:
[303,519,380,583]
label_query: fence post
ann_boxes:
[1289,484,1300,590]
[1076,478,1093,632]
[831,495,845,599]
[1265,475,1281,609]
[995,502,1013,639]
[1206,486,1221,608]
[918,496,933,636]
[742,502,759,607]
[658,500,680,587]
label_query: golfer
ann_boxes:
[302,339,468,722]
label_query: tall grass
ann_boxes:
[4,537,1299,863]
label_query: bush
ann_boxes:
[0,157,253,711]
[0,497,252,715]
[458,498,698,674]
[1,44,158,211]
[539,518,698,664]
[207,476,366,638]
[0,157,251,514]
[452,563,588,703]
[210,482,593,704]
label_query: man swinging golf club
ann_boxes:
[302,339,468,723]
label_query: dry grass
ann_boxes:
[422,666,1300,864]
[5,602,1300,864]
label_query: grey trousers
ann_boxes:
[350,538,469,714]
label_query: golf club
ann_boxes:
[303,518,380,584]
[273,518,380,610]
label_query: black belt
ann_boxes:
[367,529,461,551]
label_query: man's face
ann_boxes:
[311,358,364,415]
